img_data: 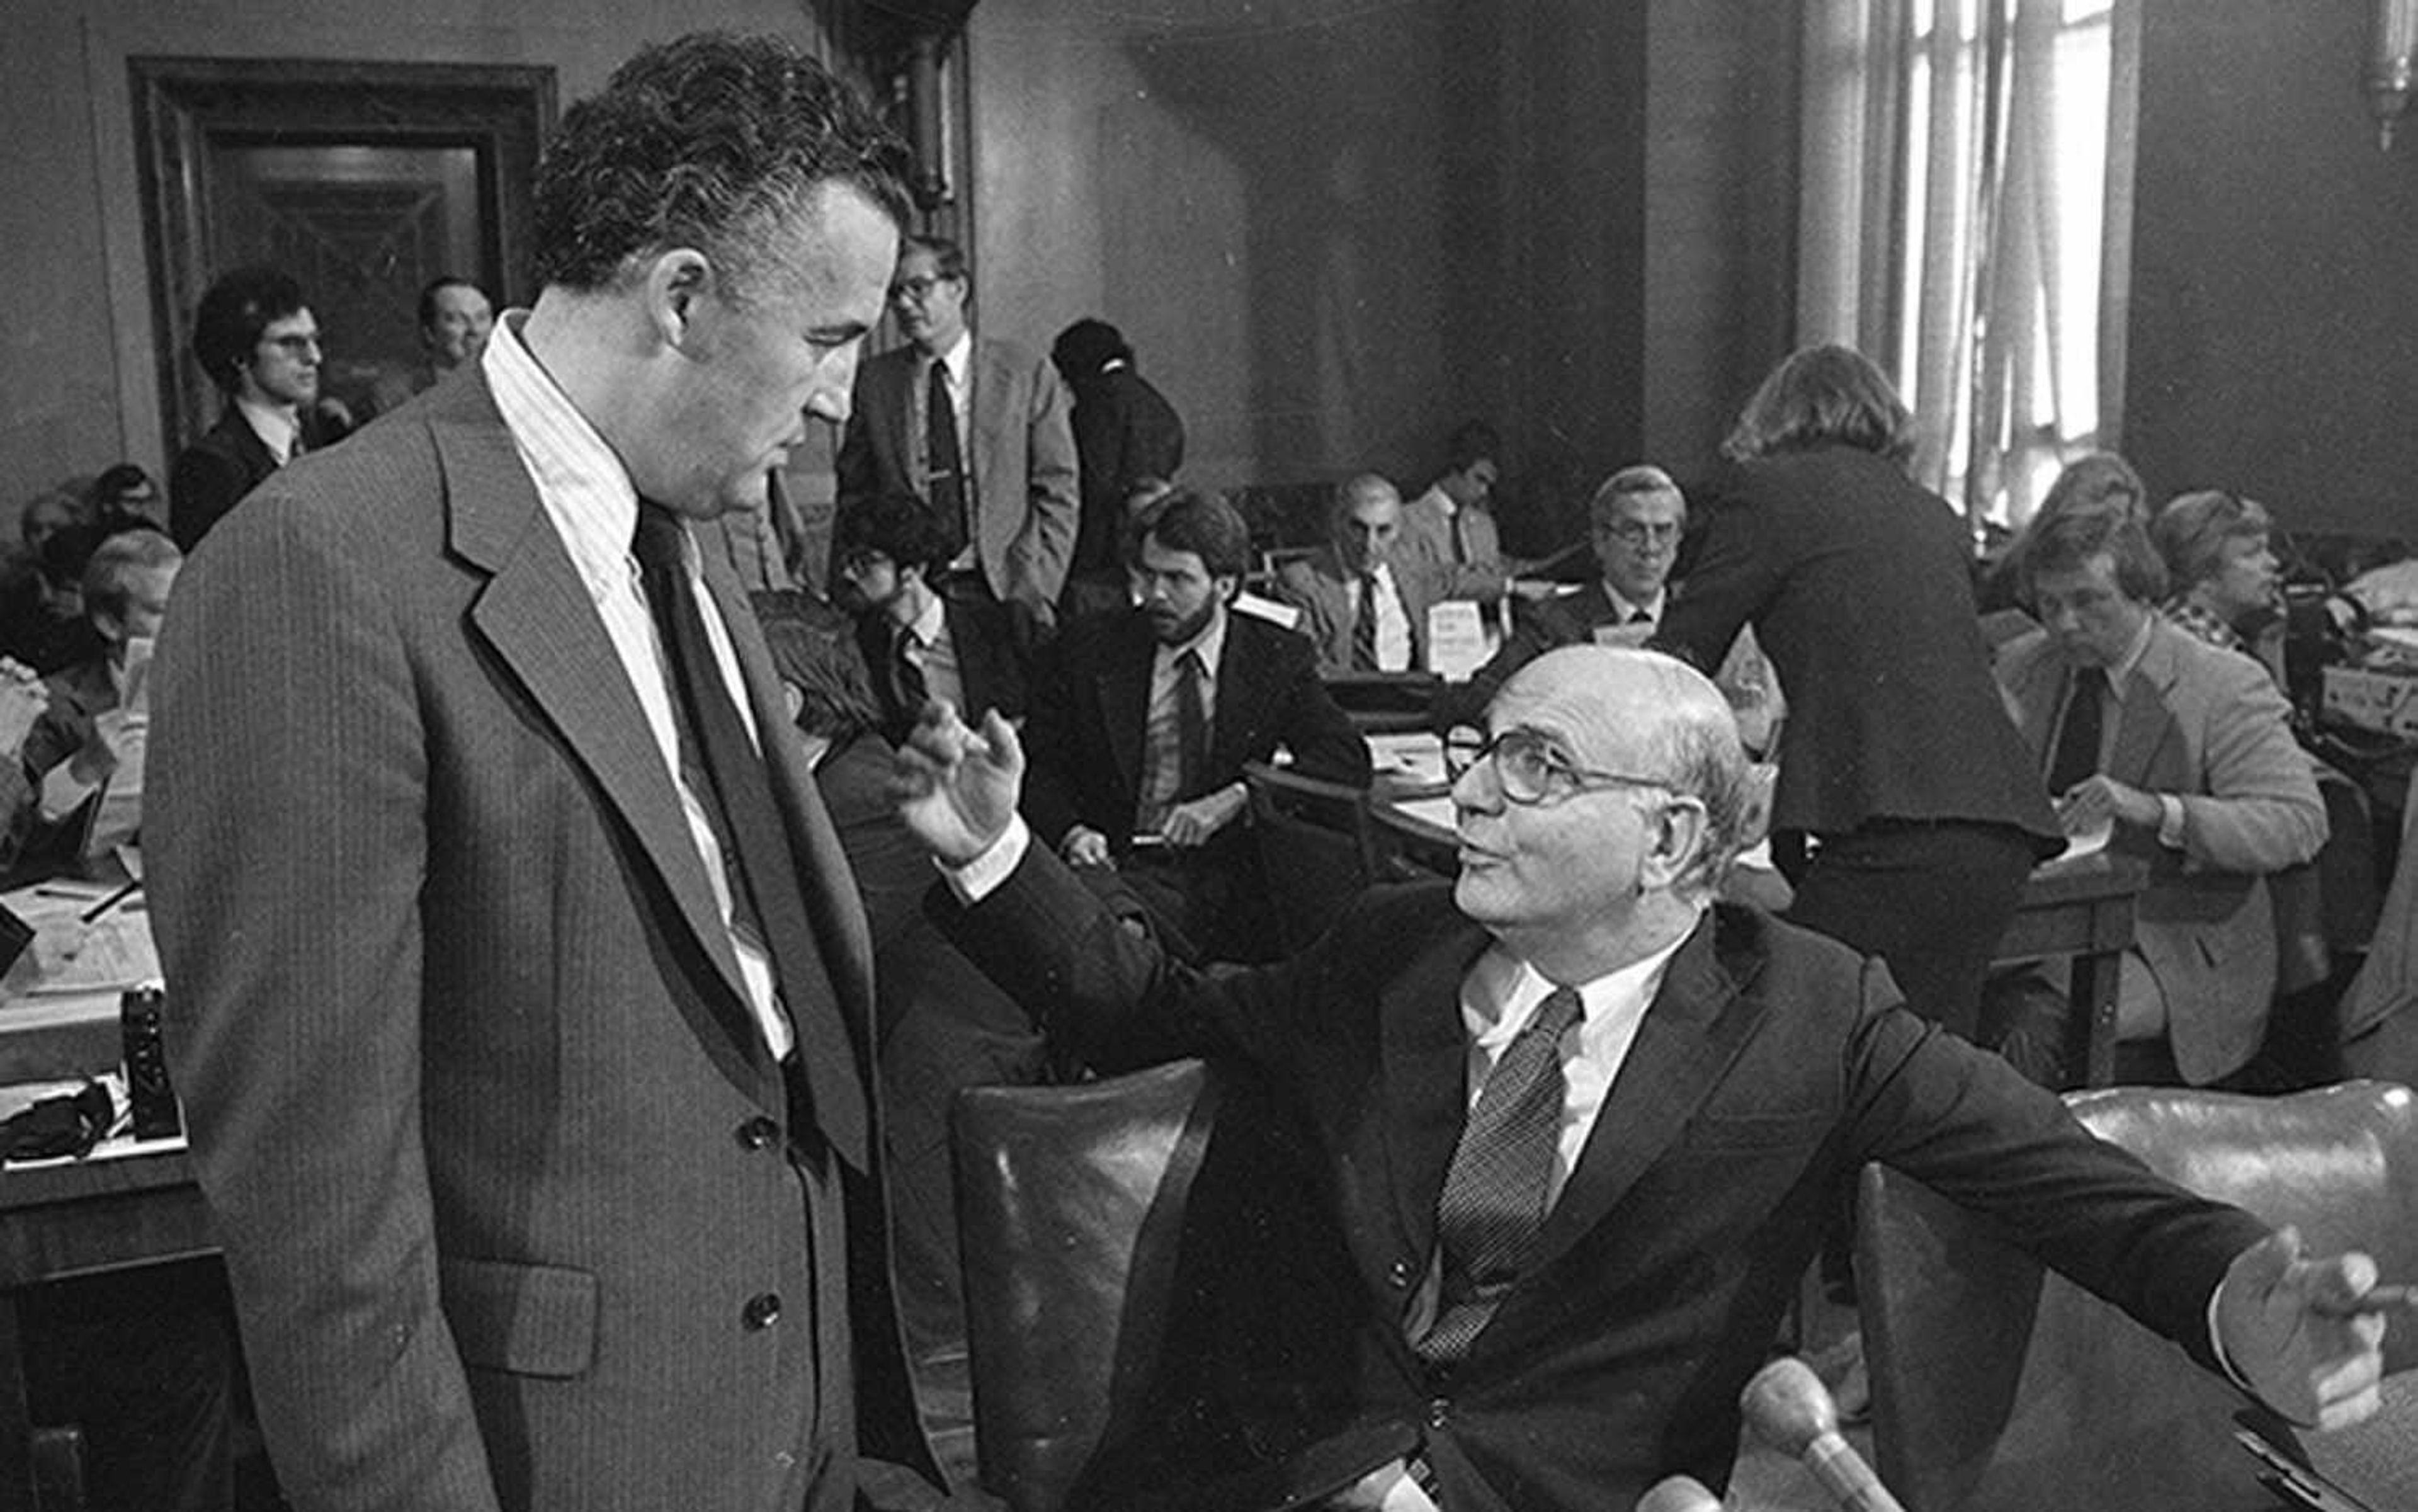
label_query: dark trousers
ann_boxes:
[1778,819,2040,1040]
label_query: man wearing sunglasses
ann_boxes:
[898,644,2390,1512]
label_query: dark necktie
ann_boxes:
[924,358,968,559]
[891,625,929,724]
[632,507,868,1166]
[2048,666,2108,795]
[1450,512,1470,566]
[1419,986,1586,1365]
[1176,647,1210,796]
[1353,573,1381,671]
[1626,608,1652,626]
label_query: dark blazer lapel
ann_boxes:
[1378,921,1498,1258]
[1098,617,1154,804]
[1531,914,1757,1266]
[1209,617,1270,774]
[438,385,758,1028]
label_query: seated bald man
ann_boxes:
[895,645,2393,1512]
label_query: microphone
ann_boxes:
[1635,1473,1723,1511]
[1740,1356,1905,1512]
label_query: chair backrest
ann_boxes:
[951,1060,1221,1512]
[1859,1079,2418,1512]
[1244,761,1377,955]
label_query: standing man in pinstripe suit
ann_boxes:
[148,33,941,1512]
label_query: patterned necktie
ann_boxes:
[631,506,868,1164]
[1419,986,1587,1364]
[924,358,968,559]
[1353,573,1381,671]
[892,625,929,724]
[2048,666,2108,795]
[1175,647,1210,795]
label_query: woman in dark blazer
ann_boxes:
[1658,344,2060,1037]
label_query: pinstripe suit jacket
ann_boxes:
[148,370,929,1512]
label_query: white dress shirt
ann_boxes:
[483,313,792,1057]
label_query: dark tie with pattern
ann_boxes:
[1176,647,1210,796]
[1353,573,1381,671]
[632,506,868,1165]
[2048,666,2108,795]
[1418,986,1586,1365]
[924,358,968,559]
[891,625,929,724]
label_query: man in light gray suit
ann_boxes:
[148,34,941,1512]
[835,235,1079,647]
[1995,507,2326,1085]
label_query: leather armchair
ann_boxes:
[1858,1079,2418,1512]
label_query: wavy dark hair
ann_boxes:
[191,266,306,396]
[1720,344,1917,469]
[531,32,911,299]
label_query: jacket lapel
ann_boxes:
[438,386,761,1045]
[1531,912,1759,1266]
[1378,922,1498,1259]
[2108,622,2183,787]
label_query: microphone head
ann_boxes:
[1740,1355,1839,1455]
[1635,1473,1723,1512]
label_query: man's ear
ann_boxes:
[1213,572,1241,605]
[642,249,715,350]
[1638,796,1709,892]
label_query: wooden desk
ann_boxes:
[0,1146,212,1509]
[1365,795,2150,1088]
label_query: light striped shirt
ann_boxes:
[482,313,792,1057]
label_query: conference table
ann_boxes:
[1365,783,2150,1089]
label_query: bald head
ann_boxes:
[1333,472,1405,575]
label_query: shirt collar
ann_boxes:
[1155,603,1229,678]
[1465,918,1700,1048]
[482,310,641,605]
[1603,584,1667,624]
[1416,482,1457,520]
[907,590,948,648]
[234,395,301,463]
[929,330,973,388]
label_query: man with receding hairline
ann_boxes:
[894,645,2392,1512]
[150,33,941,1512]
[1274,474,1451,674]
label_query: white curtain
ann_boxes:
[1797,0,2139,527]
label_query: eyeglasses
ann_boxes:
[261,333,322,357]
[1596,519,1683,549]
[1443,727,1675,807]
[889,275,954,302]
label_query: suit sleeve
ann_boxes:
[169,442,249,554]
[1006,358,1081,610]
[2165,657,2327,874]
[1018,632,1086,846]
[1269,564,1339,671]
[149,498,503,1512]
[1273,632,1371,787]
[1838,958,2270,1365]
[1654,482,1790,679]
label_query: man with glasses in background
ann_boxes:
[169,266,327,550]
[836,235,1077,654]
[1435,466,1778,747]
[894,642,2397,1512]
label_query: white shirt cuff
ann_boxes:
[939,814,1030,905]
[2157,793,2188,850]
[2208,1281,2254,1394]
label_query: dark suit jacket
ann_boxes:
[1657,445,2059,848]
[1021,606,1370,853]
[1066,367,1184,582]
[836,338,1080,615]
[169,406,281,552]
[148,372,930,1512]
[941,858,2269,1511]
[1997,620,2327,1081]
[853,596,1028,746]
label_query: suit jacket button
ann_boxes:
[1388,1258,1412,1289]
[735,1117,780,1151]
[1427,1396,1450,1430]
[743,1292,783,1330]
